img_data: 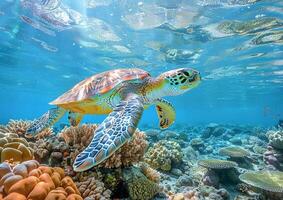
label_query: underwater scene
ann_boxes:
[0,0,283,199]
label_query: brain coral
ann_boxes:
[60,124,148,168]
[76,176,112,200]
[122,166,160,200]
[198,159,238,169]
[0,160,82,200]
[268,130,283,150]
[0,133,33,163]
[144,140,183,171]
[239,170,283,193]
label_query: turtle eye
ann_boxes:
[183,71,190,77]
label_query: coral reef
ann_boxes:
[59,124,148,169]
[144,140,183,171]
[0,160,82,200]
[139,162,160,183]
[122,166,160,200]
[76,176,111,200]
[267,129,283,150]
[32,135,69,167]
[219,146,252,168]
[263,146,283,170]
[170,185,230,200]
[0,119,53,139]
[100,129,148,168]
[0,133,33,163]
[198,159,239,188]
[239,170,283,200]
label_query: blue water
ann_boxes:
[0,0,282,127]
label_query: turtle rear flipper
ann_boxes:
[155,98,176,129]
[26,107,66,136]
[73,94,144,172]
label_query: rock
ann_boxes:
[176,175,193,187]
[171,168,182,177]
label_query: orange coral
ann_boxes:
[0,160,82,200]
[0,134,33,163]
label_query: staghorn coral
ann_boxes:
[0,119,54,140]
[0,160,82,200]
[267,129,283,150]
[0,133,33,163]
[122,166,160,200]
[144,140,182,171]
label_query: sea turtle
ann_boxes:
[26,68,201,172]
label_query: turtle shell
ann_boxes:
[50,68,150,105]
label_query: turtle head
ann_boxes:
[159,68,201,96]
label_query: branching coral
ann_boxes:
[0,119,53,139]
[62,125,148,169]
[144,140,182,171]
[0,160,82,200]
[0,133,33,163]
[101,129,148,168]
[59,124,97,149]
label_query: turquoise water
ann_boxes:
[0,0,282,127]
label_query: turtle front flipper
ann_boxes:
[26,107,66,136]
[73,94,144,172]
[155,98,176,129]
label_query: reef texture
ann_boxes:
[59,124,148,168]
[198,159,238,169]
[0,160,82,200]
[144,140,183,171]
[0,119,53,139]
[0,133,33,163]
[76,176,111,200]
[170,185,230,200]
[268,129,283,150]
[122,166,160,200]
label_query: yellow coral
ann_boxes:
[144,140,182,171]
